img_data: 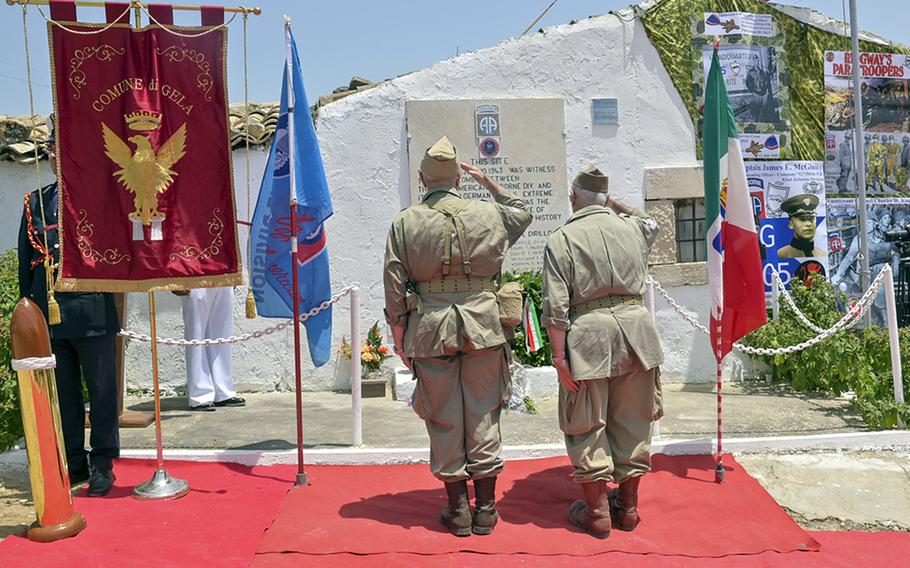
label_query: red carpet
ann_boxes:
[252,531,910,567]
[0,458,294,568]
[254,454,820,560]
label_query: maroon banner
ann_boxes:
[49,21,242,292]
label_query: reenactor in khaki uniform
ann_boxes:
[885,134,902,186]
[383,136,532,536]
[777,194,824,259]
[867,134,887,192]
[541,167,663,539]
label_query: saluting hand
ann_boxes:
[459,162,487,184]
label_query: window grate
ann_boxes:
[675,198,706,263]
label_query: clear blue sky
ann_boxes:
[0,0,907,117]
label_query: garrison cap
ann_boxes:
[781,193,819,218]
[420,136,459,180]
[572,166,609,193]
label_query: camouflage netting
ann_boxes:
[640,0,910,160]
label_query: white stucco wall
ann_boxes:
[315,13,731,383]
[0,12,750,391]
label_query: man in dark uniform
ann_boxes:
[17,117,120,497]
[777,194,824,259]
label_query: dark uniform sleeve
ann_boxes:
[18,197,34,299]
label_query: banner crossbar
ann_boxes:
[5,0,261,16]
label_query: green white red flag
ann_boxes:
[703,49,767,362]
[522,296,543,353]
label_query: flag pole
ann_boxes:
[284,16,307,488]
[715,321,725,484]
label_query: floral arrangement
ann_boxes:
[360,321,391,372]
[338,335,352,359]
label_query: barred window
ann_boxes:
[675,198,706,263]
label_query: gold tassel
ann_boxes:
[245,287,257,319]
[47,289,61,325]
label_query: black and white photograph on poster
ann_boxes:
[746,161,827,302]
[702,44,781,124]
[824,51,910,196]
[828,198,910,326]
[824,129,910,195]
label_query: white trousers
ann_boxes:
[182,287,235,406]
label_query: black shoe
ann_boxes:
[69,470,91,489]
[214,397,246,407]
[190,402,216,411]
[87,469,115,497]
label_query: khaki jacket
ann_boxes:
[541,205,663,379]
[384,187,532,357]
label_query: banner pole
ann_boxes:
[133,291,189,500]
[715,318,725,484]
[849,0,871,325]
[284,16,307,488]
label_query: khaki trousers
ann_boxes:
[559,367,659,484]
[412,345,511,482]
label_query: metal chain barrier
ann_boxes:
[120,285,356,346]
[647,266,890,357]
[769,269,826,334]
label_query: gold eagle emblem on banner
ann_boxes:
[102,111,187,226]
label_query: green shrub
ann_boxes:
[0,249,23,451]
[503,271,551,367]
[741,275,910,429]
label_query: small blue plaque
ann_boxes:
[592,98,619,125]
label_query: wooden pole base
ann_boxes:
[27,512,86,543]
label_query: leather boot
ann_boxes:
[440,481,472,537]
[472,476,498,535]
[609,476,641,531]
[568,480,611,538]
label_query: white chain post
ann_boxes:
[350,286,363,447]
[771,270,780,321]
[883,267,906,427]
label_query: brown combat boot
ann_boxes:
[441,481,472,537]
[472,476,499,535]
[568,480,611,538]
[609,476,641,531]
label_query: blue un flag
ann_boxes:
[250,27,333,367]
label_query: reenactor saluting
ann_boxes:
[541,166,663,539]
[383,136,532,536]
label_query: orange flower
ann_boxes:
[378,346,389,355]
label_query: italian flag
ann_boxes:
[704,49,767,362]
[523,297,543,353]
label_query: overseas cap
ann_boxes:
[420,136,459,180]
[573,166,609,193]
[781,193,819,218]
